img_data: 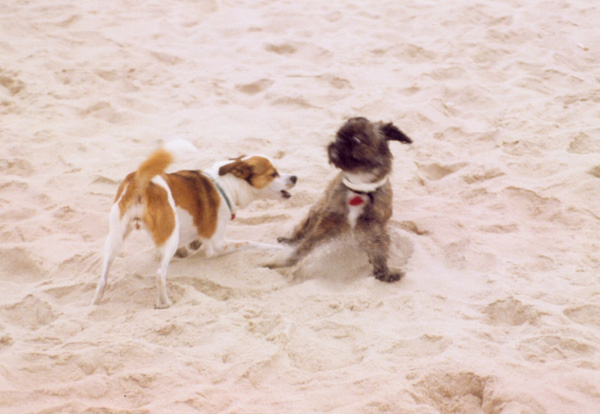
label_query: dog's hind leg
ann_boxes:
[155,233,178,309]
[277,214,316,244]
[269,212,347,268]
[92,206,131,305]
[277,196,330,245]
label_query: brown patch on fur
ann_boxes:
[244,156,279,189]
[219,156,279,189]
[163,171,221,239]
[219,156,249,178]
[142,183,176,246]
[115,163,221,244]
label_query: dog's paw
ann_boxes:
[174,247,189,258]
[189,240,202,251]
[175,240,203,259]
[375,270,405,283]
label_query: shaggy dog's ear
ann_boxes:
[380,122,413,144]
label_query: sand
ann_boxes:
[1,0,600,412]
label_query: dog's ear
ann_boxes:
[219,156,252,179]
[380,122,413,144]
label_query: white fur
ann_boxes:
[342,172,388,193]
[347,194,366,228]
[175,207,198,246]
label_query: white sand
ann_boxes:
[1,0,600,412]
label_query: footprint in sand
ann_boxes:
[588,165,600,178]
[235,79,274,95]
[264,41,331,60]
[80,101,127,124]
[0,180,28,195]
[44,281,98,306]
[482,297,541,326]
[462,166,505,184]
[317,74,351,89]
[0,247,44,282]
[150,51,184,65]
[499,187,562,221]
[412,371,493,414]
[384,334,451,357]
[0,295,58,330]
[568,132,600,154]
[427,65,467,81]
[478,223,519,234]
[57,251,101,276]
[0,70,25,95]
[563,304,600,327]
[517,334,597,363]
[269,95,315,109]
[244,309,283,336]
[285,320,366,372]
[0,333,13,348]
[264,43,297,55]
[1,158,35,177]
[416,162,467,181]
[176,277,237,302]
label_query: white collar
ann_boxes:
[342,174,389,193]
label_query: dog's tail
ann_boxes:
[134,148,174,190]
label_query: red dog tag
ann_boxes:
[349,195,365,206]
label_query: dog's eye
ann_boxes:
[271,172,278,178]
[352,136,363,145]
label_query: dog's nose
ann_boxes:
[290,175,297,184]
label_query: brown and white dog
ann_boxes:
[270,117,412,282]
[92,145,297,308]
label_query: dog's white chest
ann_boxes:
[347,192,368,228]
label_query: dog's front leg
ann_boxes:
[358,223,404,282]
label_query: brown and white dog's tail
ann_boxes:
[117,140,196,213]
[134,148,173,190]
[135,139,197,189]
